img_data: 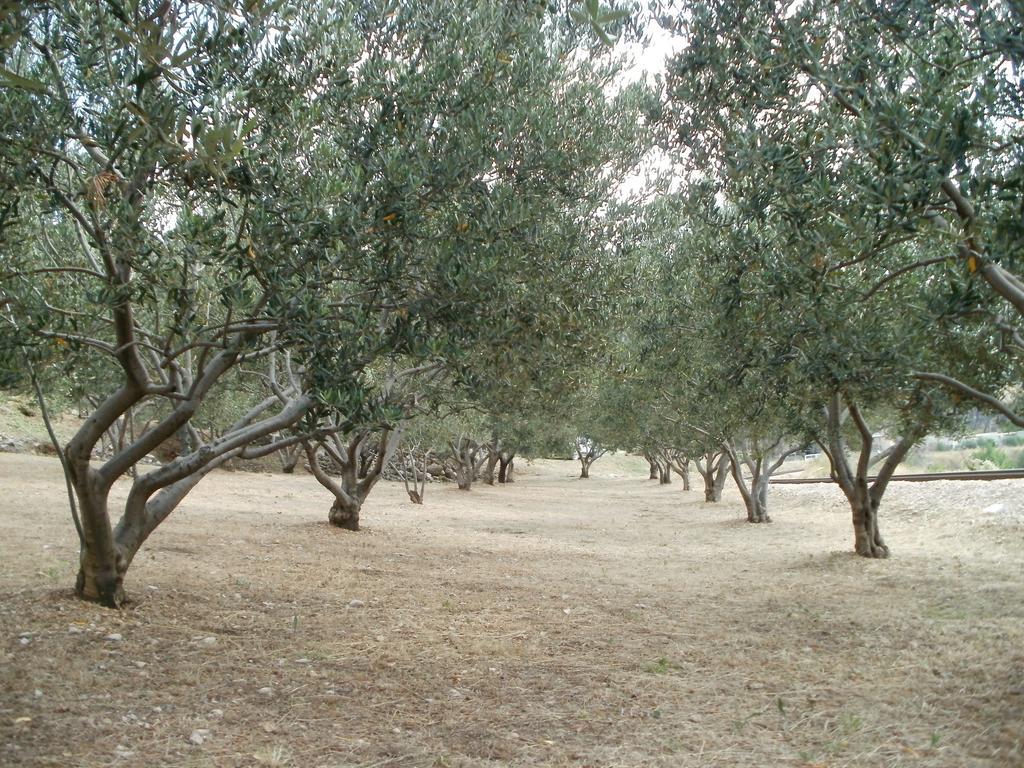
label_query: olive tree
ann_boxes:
[653,0,1017,555]
[0,0,649,604]
[660,0,1024,428]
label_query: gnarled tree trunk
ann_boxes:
[675,456,691,491]
[278,443,301,474]
[306,426,404,531]
[820,393,924,558]
[695,449,730,502]
[68,388,314,606]
[482,440,501,485]
[447,437,480,491]
[723,439,801,524]
[643,451,659,480]
[575,437,606,479]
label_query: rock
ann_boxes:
[105,633,123,642]
[0,437,26,453]
[562,608,572,615]
[210,709,224,718]
[188,729,210,746]
[258,687,273,696]
[348,599,365,608]
[201,636,217,645]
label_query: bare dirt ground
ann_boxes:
[1,452,1022,768]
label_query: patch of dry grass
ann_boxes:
[1,453,1022,767]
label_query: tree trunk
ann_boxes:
[658,462,671,484]
[678,458,691,491]
[448,437,479,491]
[328,496,361,531]
[644,452,659,480]
[695,450,723,502]
[726,445,771,523]
[696,452,730,502]
[820,392,924,559]
[308,426,403,532]
[744,473,771,523]
[575,439,605,479]
[279,444,300,474]
[849,487,887,557]
[723,440,800,525]
[498,453,515,483]
[483,447,500,485]
[75,538,127,608]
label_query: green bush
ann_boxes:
[972,445,1011,468]
[1001,434,1024,447]
[963,437,996,450]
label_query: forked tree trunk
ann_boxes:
[307,426,404,531]
[724,440,800,524]
[448,437,479,491]
[575,439,605,479]
[67,379,313,607]
[658,461,671,484]
[695,449,730,502]
[731,456,771,523]
[820,393,924,559]
[677,457,691,491]
[278,443,300,474]
[401,448,427,504]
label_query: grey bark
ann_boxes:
[723,439,800,524]
[694,449,730,502]
[819,393,924,558]
[306,425,404,531]
[575,438,606,479]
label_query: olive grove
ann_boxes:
[0,0,1022,614]
[0,0,649,604]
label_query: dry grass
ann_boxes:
[1,452,1022,767]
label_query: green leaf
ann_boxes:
[0,66,49,94]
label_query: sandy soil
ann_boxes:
[1,452,1022,768]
